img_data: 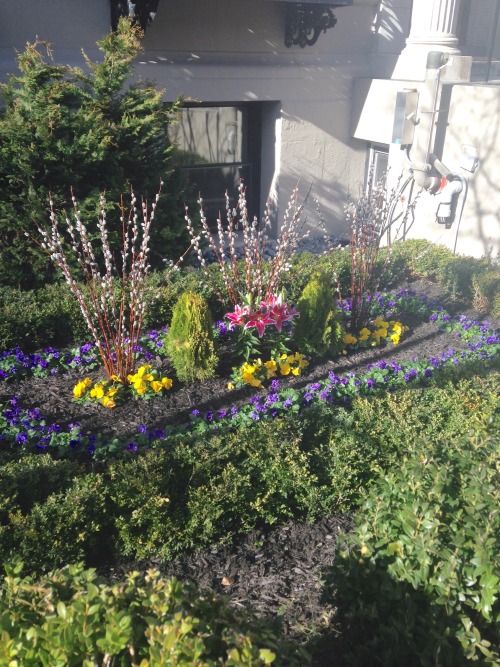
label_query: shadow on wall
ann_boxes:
[371,0,410,51]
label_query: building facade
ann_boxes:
[0,0,499,257]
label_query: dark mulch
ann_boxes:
[1,279,495,663]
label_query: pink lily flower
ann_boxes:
[269,303,299,332]
[262,294,299,332]
[244,307,276,337]
[225,303,250,327]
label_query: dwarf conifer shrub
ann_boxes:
[166,291,218,382]
[293,272,344,357]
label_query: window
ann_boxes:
[169,103,263,227]
[458,0,500,82]
[367,144,389,192]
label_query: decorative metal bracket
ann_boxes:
[110,0,160,32]
[285,3,337,48]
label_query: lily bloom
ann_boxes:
[225,303,250,327]
[244,307,276,337]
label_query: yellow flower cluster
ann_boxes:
[73,366,173,408]
[235,353,309,388]
[127,364,173,396]
[344,318,409,348]
[73,375,123,408]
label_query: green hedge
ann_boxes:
[1,374,497,575]
[0,268,202,352]
[0,561,305,666]
[389,239,495,302]
[327,408,499,666]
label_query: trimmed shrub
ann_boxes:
[166,290,218,383]
[328,424,499,666]
[0,409,401,571]
[0,268,203,352]
[0,374,497,575]
[440,255,491,300]
[110,418,342,562]
[293,272,344,356]
[7,474,117,571]
[0,561,306,665]
[390,239,495,302]
[0,283,85,351]
[472,269,500,316]
[0,455,83,518]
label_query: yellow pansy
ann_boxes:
[358,327,371,341]
[161,377,173,389]
[242,371,261,387]
[371,328,386,342]
[297,354,309,369]
[133,380,147,395]
[279,361,291,375]
[392,322,403,335]
[374,316,388,328]
[265,360,277,378]
[73,379,90,398]
[150,380,162,393]
[228,382,235,390]
[344,333,357,345]
[241,362,258,375]
[102,396,116,408]
[90,384,105,399]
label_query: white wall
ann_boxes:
[0,0,387,239]
[137,0,384,237]
[5,0,494,256]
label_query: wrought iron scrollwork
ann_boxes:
[285,4,337,48]
[110,0,160,32]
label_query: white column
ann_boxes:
[393,0,465,80]
[406,0,461,53]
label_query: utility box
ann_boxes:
[391,90,419,145]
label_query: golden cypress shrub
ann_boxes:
[293,272,344,357]
[166,291,218,382]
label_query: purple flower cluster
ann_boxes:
[1,396,84,452]
[0,325,172,382]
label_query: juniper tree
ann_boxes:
[0,17,186,288]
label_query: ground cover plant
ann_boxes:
[0,177,498,665]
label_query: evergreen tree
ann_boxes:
[0,17,187,288]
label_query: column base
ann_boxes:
[392,42,469,81]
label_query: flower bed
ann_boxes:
[0,284,497,461]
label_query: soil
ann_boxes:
[1,279,496,664]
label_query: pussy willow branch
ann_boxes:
[184,180,318,308]
[31,183,165,383]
